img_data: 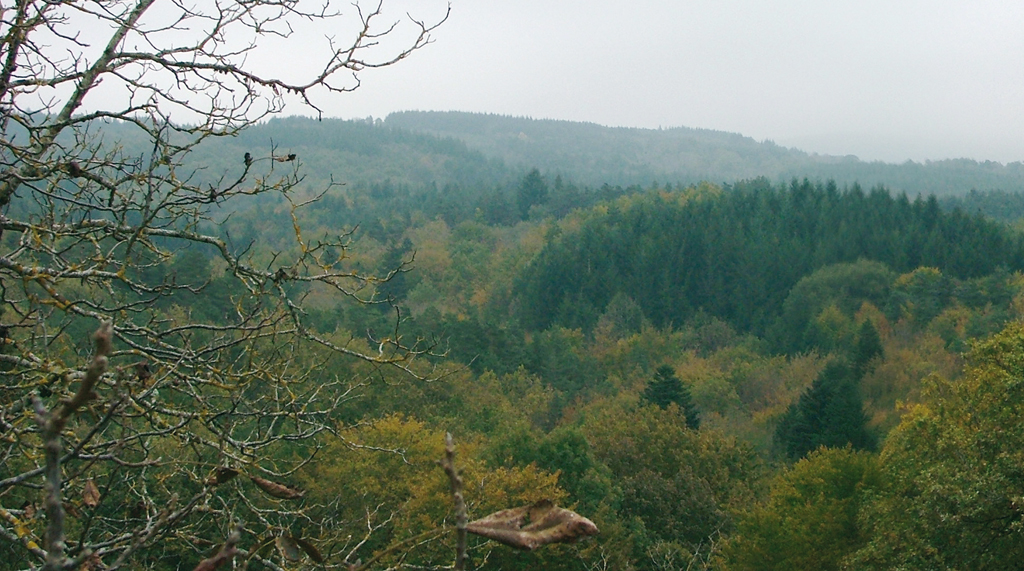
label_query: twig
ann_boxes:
[440,433,468,571]
[349,526,450,571]
[32,322,112,571]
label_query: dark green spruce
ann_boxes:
[644,365,701,430]
[775,360,875,459]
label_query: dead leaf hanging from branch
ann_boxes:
[465,499,599,551]
[192,527,241,571]
[276,534,303,561]
[82,480,100,508]
[294,536,325,564]
[273,532,324,563]
[249,476,305,500]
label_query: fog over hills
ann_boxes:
[382,111,1024,196]
[167,111,1024,198]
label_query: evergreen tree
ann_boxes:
[853,319,884,378]
[516,168,549,220]
[516,181,1024,336]
[645,365,700,429]
[376,237,415,304]
[776,361,875,459]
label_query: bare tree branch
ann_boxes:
[440,432,468,571]
[32,323,111,571]
[0,1,450,569]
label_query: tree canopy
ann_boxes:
[515,179,1024,337]
[852,323,1024,570]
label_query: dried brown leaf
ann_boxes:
[293,536,324,563]
[82,479,100,508]
[250,476,305,500]
[194,528,242,571]
[193,544,237,571]
[276,535,302,561]
[466,500,599,551]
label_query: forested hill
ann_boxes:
[387,111,795,186]
[182,116,514,190]
[385,111,1024,196]
[515,178,1024,348]
[124,113,1024,201]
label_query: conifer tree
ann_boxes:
[776,361,874,459]
[853,319,884,378]
[645,365,701,429]
[516,168,549,219]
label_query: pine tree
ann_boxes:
[516,168,549,220]
[853,319,884,378]
[645,365,701,429]
[776,360,875,459]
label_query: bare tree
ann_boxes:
[0,1,449,569]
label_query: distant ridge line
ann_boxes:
[380,110,1024,195]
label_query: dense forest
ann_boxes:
[178,139,1024,569]
[9,5,1024,570]
[7,112,1024,571]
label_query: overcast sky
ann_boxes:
[305,1,1024,164]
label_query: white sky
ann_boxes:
[303,0,1024,164]
[73,0,1013,164]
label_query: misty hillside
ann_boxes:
[149,112,1024,208]
[385,111,804,186]
[384,111,1024,196]
[187,116,512,191]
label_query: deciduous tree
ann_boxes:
[724,447,881,571]
[851,322,1024,570]
[0,1,449,569]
